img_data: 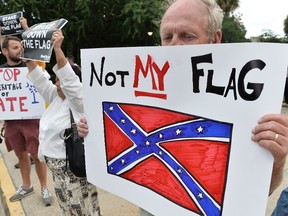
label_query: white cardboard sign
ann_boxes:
[0,67,45,120]
[81,43,288,216]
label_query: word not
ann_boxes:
[0,96,28,112]
[90,57,129,87]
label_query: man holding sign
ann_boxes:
[0,36,53,206]
[78,0,288,215]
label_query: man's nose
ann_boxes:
[170,36,183,46]
[19,46,24,53]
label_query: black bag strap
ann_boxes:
[65,109,83,173]
[69,109,80,141]
[66,109,77,172]
[0,126,5,138]
[69,109,74,124]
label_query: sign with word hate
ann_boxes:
[0,67,45,120]
[81,43,288,216]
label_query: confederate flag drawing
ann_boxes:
[103,102,232,216]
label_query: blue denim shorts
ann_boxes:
[271,187,288,216]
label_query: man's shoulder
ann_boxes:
[0,62,26,68]
[0,63,8,67]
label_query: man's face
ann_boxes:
[160,0,221,46]
[55,76,65,100]
[3,40,23,63]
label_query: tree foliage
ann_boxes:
[258,29,285,43]
[0,0,166,64]
[221,14,248,42]
[216,0,247,42]
[216,0,239,15]
[284,15,288,36]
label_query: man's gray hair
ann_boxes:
[165,0,224,40]
[201,0,224,40]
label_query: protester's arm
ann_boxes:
[19,17,29,30]
[26,61,38,71]
[252,114,288,194]
[270,158,286,194]
[52,29,67,69]
[52,29,83,113]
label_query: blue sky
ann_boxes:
[236,0,288,37]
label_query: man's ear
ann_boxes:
[211,29,222,44]
[1,48,8,56]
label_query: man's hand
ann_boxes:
[51,29,66,68]
[19,17,29,30]
[252,114,288,162]
[52,29,64,50]
[252,114,288,193]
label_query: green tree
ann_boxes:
[284,15,288,37]
[217,0,239,15]
[0,0,166,64]
[216,0,247,42]
[259,29,284,43]
[221,14,248,42]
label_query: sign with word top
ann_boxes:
[0,67,45,120]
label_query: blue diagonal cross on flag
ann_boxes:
[103,102,232,216]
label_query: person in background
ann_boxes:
[271,187,288,216]
[66,54,82,82]
[3,17,45,169]
[0,36,53,206]
[283,70,288,104]
[77,0,288,215]
[25,29,101,216]
[66,54,79,67]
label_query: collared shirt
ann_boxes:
[0,61,26,67]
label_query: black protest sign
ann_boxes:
[0,11,23,36]
[21,18,68,62]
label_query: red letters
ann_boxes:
[0,96,28,112]
[133,55,170,99]
[0,68,21,81]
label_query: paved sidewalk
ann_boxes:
[0,104,288,216]
[0,121,139,216]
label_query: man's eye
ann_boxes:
[162,35,172,41]
[183,34,196,41]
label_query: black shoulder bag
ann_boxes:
[63,109,86,177]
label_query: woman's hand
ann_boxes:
[77,116,89,138]
[51,29,64,50]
